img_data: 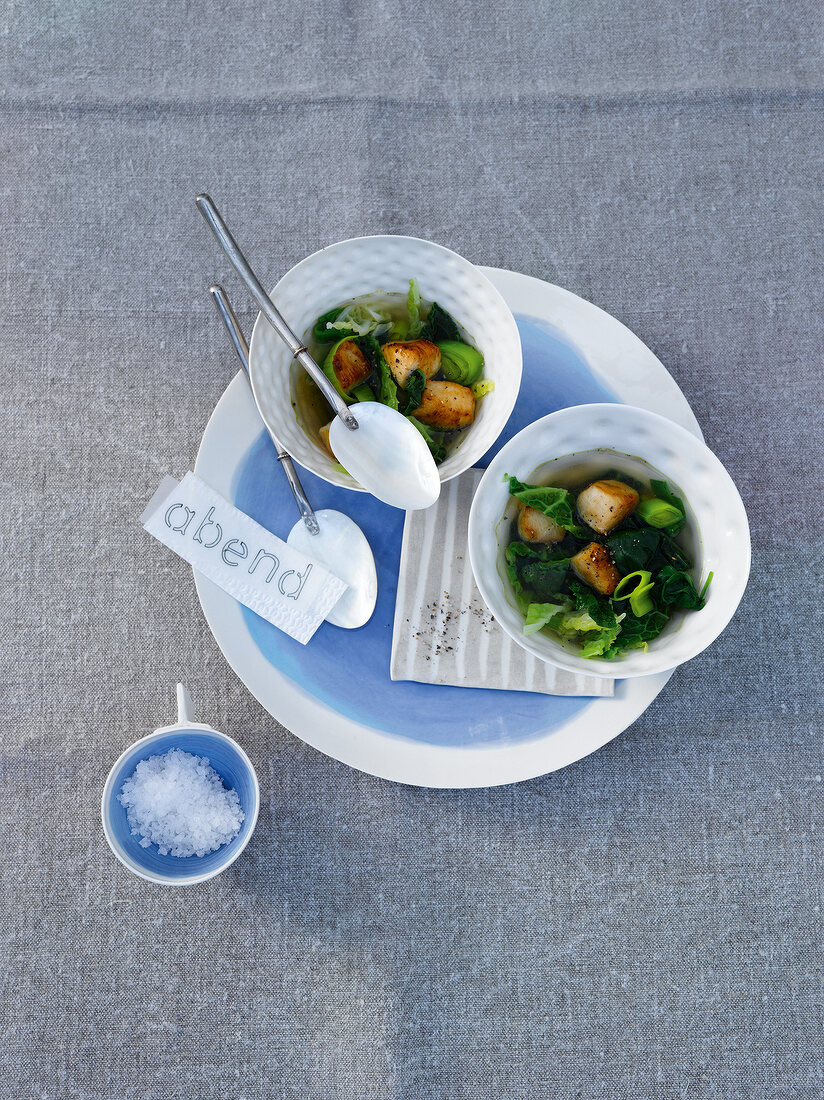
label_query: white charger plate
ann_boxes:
[194,268,703,788]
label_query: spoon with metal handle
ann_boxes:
[209,284,319,536]
[196,194,440,511]
[197,194,357,431]
[209,285,378,629]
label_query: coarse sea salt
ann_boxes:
[118,748,244,858]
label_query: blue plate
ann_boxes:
[232,317,619,747]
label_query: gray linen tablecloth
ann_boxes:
[2,2,822,1097]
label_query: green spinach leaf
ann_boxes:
[505,541,570,601]
[607,609,669,654]
[657,566,705,610]
[404,368,427,409]
[650,531,691,572]
[420,302,462,343]
[606,527,660,572]
[357,334,398,410]
[505,541,570,565]
[312,307,346,343]
[650,479,685,515]
[568,580,619,631]
[519,558,570,601]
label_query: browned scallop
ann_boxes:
[382,340,441,387]
[517,503,566,544]
[332,340,372,393]
[410,380,475,430]
[318,421,336,459]
[576,479,639,535]
[571,542,622,596]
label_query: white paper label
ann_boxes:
[141,473,347,645]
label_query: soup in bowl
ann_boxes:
[468,404,750,678]
[248,235,522,493]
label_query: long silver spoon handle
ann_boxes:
[209,284,320,537]
[196,193,358,431]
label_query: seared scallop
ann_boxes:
[331,340,372,394]
[517,503,565,544]
[571,542,622,596]
[382,340,441,388]
[410,380,475,430]
[318,421,335,459]
[576,479,639,535]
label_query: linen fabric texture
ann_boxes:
[1,1,822,1097]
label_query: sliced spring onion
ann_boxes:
[438,341,484,385]
[613,570,653,600]
[629,583,655,617]
[613,569,656,617]
[636,498,684,528]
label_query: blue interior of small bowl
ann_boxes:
[230,315,620,747]
[104,730,258,881]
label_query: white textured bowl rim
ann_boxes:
[248,233,522,491]
[101,726,260,886]
[468,402,751,679]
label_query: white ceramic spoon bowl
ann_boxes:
[287,509,377,629]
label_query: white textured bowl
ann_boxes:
[249,235,522,492]
[468,403,751,678]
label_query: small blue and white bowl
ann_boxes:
[101,685,260,885]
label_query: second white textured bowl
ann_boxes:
[249,235,522,493]
[468,403,751,678]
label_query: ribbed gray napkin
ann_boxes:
[391,470,614,697]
